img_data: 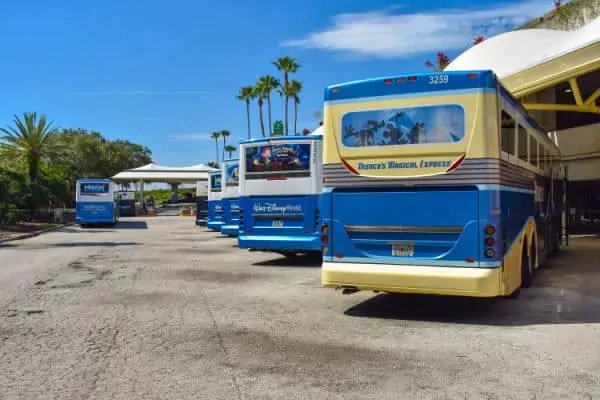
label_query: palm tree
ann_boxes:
[287,80,303,135]
[258,75,280,136]
[225,145,236,158]
[254,83,267,137]
[0,112,65,183]
[272,56,300,135]
[220,129,230,162]
[210,131,221,164]
[236,86,255,139]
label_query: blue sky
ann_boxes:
[0,0,554,168]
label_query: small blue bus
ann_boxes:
[207,170,224,231]
[220,159,241,236]
[75,179,119,227]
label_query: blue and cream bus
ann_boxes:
[220,159,241,236]
[238,129,323,258]
[320,70,564,298]
[75,179,119,227]
[207,170,224,230]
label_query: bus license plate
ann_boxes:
[272,220,284,227]
[392,243,414,257]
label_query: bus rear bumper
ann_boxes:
[322,262,502,297]
[238,234,321,252]
[76,216,115,225]
[220,224,239,236]
[207,220,224,230]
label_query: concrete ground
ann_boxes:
[0,217,599,400]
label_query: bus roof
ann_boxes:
[222,158,239,163]
[241,134,322,145]
[76,178,113,183]
[208,169,221,175]
[324,70,496,102]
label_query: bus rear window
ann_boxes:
[80,182,110,195]
[224,164,239,187]
[210,174,222,192]
[244,143,311,179]
[341,104,465,148]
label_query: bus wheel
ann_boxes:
[521,240,534,288]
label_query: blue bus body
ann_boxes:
[220,159,240,237]
[321,70,564,298]
[206,170,224,230]
[238,133,323,256]
[75,179,119,226]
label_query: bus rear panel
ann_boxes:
[220,159,241,237]
[238,135,322,255]
[321,70,561,297]
[207,171,224,230]
[76,179,119,226]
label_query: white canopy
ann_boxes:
[112,163,217,183]
[446,17,600,96]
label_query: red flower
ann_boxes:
[473,35,485,45]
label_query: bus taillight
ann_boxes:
[484,224,496,258]
[321,224,329,246]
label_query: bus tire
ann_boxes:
[521,238,534,288]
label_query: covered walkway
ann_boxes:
[447,16,600,234]
[112,163,216,206]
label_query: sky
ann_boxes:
[0,0,556,168]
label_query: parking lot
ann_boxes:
[0,217,599,400]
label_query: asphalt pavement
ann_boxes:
[0,217,599,400]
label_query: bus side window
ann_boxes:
[530,136,539,168]
[517,124,528,163]
[500,110,516,156]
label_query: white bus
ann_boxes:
[220,159,240,236]
[238,129,323,258]
[75,179,119,227]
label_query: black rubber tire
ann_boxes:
[521,238,534,288]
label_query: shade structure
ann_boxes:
[112,163,217,183]
[446,17,600,97]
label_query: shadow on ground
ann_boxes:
[114,220,148,230]
[253,253,322,268]
[344,238,600,326]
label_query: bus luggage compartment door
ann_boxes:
[330,188,480,265]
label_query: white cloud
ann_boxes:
[282,1,552,59]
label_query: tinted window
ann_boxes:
[500,111,516,155]
[530,136,539,167]
[517,125,528,162]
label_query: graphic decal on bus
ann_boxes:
[252,202,303,214]
[341,104,465,148]
[245,143,310,179]
[225,163,239,187]
[210,174,222,191]
[80,182,110,195]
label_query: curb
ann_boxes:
[0,223,74,244]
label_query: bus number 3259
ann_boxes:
[429,75,449,84]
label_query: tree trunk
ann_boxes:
[215,140,219,164]
[245,100,251,139]
[258,101,266,137]
[284,73,289,135]
[294,100,298,136]
[222,138,226,162]
[267,95,273,136]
